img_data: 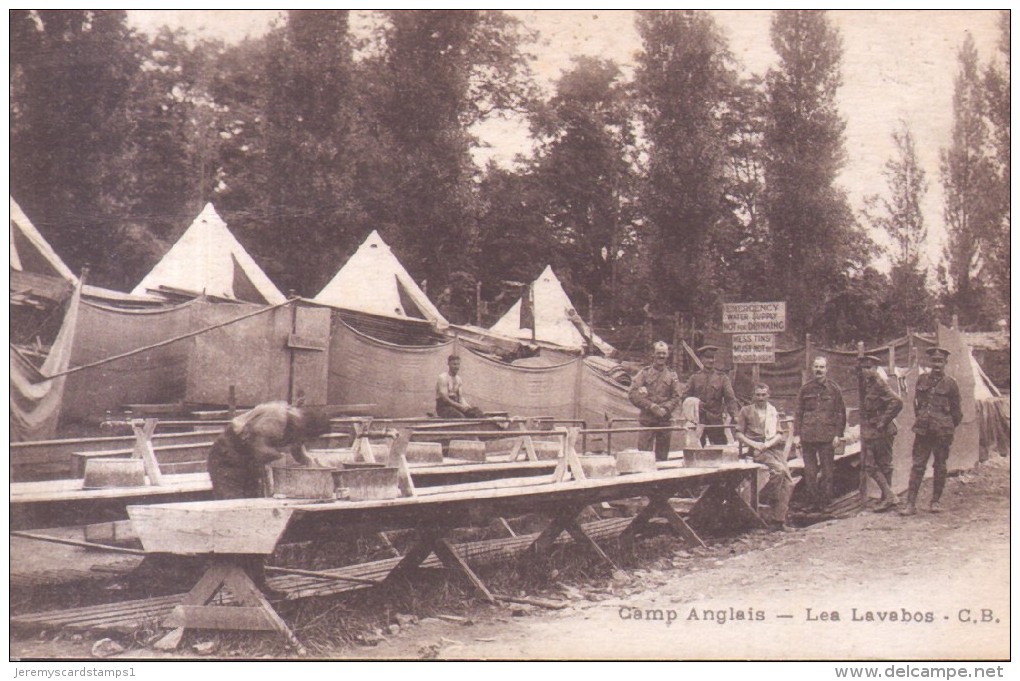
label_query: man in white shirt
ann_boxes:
[736,383,795,531]
[436,355,483,418]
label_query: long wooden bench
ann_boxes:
[12,431,218,482]
[10,517,633,636]
[71,443,214,478]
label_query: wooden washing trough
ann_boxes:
[683,446,741,468]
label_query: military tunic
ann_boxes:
[681,369,739,445]
[794,378,847,507]
[629,365,682,461]
[860,374,903,484]
[908,371,963,501]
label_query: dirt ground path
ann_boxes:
[357,458,1011,660]
[10,458,1009,661]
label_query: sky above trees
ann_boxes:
[127,10,1003,273]
[14,10,1005,341]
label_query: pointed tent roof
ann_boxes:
[131,203,286,305]
[314,230,448,326]
[10,196,77,284]
[489,265,615,355]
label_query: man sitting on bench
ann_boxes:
[436,355,484,419]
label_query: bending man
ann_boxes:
[206,401,332,597]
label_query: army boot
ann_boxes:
[899,490,918,516]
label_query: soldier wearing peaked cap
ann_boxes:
[901,347,962,516]
[629,341,682,461]
[859,354,903,512]
[681,345,739,446]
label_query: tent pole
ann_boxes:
[856,341,867,500]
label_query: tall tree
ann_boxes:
[361,10,536,297]
[530,57,636,315]
[941,34,1003,326]
[983,12,1010,300]
[634,10,741,324]
[10,10,142,287]
[475,163,555,308]
[258,10,364,295]
[724,76,774,301]
[864,123,934,331]
[762,10,870,338]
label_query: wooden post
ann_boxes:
[951,313,959,330]
[672,313,682,374]
[587,293,595,355]
[751,363,760,386]
[132,419,163,487]
[856,340,867,500]
[228,385,236,419]
[804,333,813,384]
[287,294,298,405]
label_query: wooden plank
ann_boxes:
[286,333,326,351]
[11,473,210,503]
[132,420,163,487]
[433,538,495,602]
[127,503,295,554]
[564,520,620,572]
[164,605,277,631]
[13,517,639,634]
[14,596,183,626]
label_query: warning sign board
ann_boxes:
[722,302,786,333]
[732,333,776,364]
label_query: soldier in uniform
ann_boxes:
[859,354,903,512]
[629,341,682,461]
[794,356,847,510]
[901,347,962,516]
[681,345,739,446]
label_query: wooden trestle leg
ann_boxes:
[159,557,306,654]
[384,527,496,603]
[524,504,621,573]
[688,469,768,533]
[619,491,706,552]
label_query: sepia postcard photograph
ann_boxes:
[8,9,1011,673]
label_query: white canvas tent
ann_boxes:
[315,230,448,327]
[132,203,286,305]
[489,265,615,356]
[10,196,77,286]
[11,196,164,307]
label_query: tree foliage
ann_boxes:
[863,123,935,332]
[941,34,1005,326]
[11,10,995,346]
[10,10,142,287]
[762,10,873,336]
[529,57,636,315]
[982,12,1011,301]
[634,10,741,323]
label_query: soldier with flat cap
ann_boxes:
[901,346,962,516]
[629,341,682,461]
[859,354,903,512]
[681,344,739,446]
